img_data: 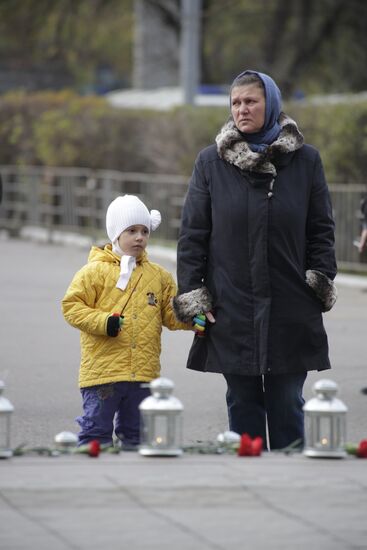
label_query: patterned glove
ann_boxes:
[107,313,124,337]
[192,313,206,337]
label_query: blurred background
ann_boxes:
[0,0,366,269]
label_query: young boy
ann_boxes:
[62,195,195,449]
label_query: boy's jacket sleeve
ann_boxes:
[161,270,192,331]
[62,265,110,336]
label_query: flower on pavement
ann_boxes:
[237,433,263,456]
[75,440,101,457]
[357,439,367,458]
[88,440,101,457]
[345,439,367,458]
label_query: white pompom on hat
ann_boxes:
[106,195,161,243]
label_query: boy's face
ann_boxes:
[118,224,149,257]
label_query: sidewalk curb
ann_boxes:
[335,273,367,289]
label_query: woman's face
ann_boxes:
[231,83,266,134]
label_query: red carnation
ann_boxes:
[238,434,253,456]
[356,439,367,458]
[251,436,263,456]
[88,440,101,457]
[238,433,263,456]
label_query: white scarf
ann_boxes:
[112,242,136,290]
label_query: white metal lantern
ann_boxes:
[139,377,183,457]
[0,381,14,458]
[303,379,347,458]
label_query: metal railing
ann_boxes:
[0,165,188,243]
[0,165,366,271]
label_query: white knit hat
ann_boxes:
[106,195,161,243]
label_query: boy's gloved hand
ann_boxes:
[107,313,124,337]
[192,313,206,337]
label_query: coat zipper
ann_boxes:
[267,178,274,198]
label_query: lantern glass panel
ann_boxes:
[152,414,169,447]
[315,415,332,450]
[140,410,183,455]
[145,412,182,449]
[336,415,346,447]
[0,415,11,455]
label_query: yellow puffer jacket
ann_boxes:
[62,245,190,388]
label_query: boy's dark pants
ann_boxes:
[76,382,151,446]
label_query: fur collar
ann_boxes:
[215,113,304,176]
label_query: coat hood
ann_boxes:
[216,113,304,176]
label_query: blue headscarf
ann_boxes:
[231,70,282,153]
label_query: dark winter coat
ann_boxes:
[173,114,337,376]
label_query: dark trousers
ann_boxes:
[223,372,307,450]
[76,382,150,446]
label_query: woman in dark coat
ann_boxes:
[173,70,337,450]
